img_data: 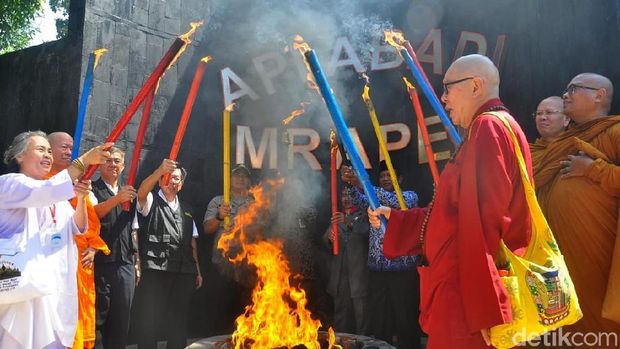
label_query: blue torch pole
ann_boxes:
[72,52,96,159]
[399,48,462,145]
[305,50,386,230]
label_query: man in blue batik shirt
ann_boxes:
[342,160,422,349]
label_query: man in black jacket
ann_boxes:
[133,159,202,349]
[91,146,138,349]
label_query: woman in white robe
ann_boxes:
[0,131,110,349]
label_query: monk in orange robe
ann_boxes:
[48,132,111,349]
[368,55,531,349]
[530,96,570,166]
[533,73,620,343]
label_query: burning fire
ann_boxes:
[217,179,340,349]
[293,35,320,94]
[156,21,205,93]
[384,30,406,51]
[93,48,108,70]
[282,102,310,125]
[402,76,415,90]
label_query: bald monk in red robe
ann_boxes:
[369,54,532,349]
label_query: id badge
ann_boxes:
[41,229,63,251]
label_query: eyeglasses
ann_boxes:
[443,77,474,95]
[563,84,601,96]
[532,110,563,118]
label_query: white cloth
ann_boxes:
[87,180,118,205]
[0,170,82,348]
[137,190,198,237]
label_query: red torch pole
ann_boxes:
[81,21,203,180]
[409,84,440,185]
[123,88,156,211]
[162,56,211,185]
[330,129,339,255]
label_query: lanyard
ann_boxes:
[49,204,57,226]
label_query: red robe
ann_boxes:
[383,100,532,348]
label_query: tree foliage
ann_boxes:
[0,0,43,54]
[49,0,69,39]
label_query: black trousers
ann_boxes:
[368,270,422,349]
[94,262,135,349]
[133,269,196,349]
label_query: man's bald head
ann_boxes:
[535,96,569,141]
[563,73,614,124]
[48,132,74,171]
[448,54,500,96]
[441,54,501,128]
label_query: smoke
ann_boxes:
[198,0,408,207]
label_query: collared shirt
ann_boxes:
[345,185,419,271]
[137,190,198,238]
[90,180,140,230]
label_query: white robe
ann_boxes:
[0,170,82,349]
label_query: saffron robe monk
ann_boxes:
[534,73,620,342]
[530,96,570,167]
[368,55,532,349]
[47,132,111,349]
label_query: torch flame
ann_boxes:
[329,128,338,151]
[402,76,415,90]
[217,179,338,349]
[93,48,108,70]
[155,21,205,94]
[384,30,406,51]
[225,102,236,113]
[201,55,213,63]
[282,102,310,125]
[293,35,320,94]
[180,20,204,44]
[362,84,372,105]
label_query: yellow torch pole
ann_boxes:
[362,84,406,210]
[223,104,232,228]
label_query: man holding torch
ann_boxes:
[133,159,202,349]
[368,54,532,349]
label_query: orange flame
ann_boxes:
[328,327,343,349]
[225,102,236,113]
[179,20,204,44]
[293,35,320,94]
[402,76,415,90]
[93,48,108,70]
[361,84,371,104]
[155,21,205,93]
[282,102,310,125]
[218,179,330,349]
[329,129,338,152]
[384,30,406,51]
[201,55,213,63]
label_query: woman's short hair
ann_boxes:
[3,130,48,172]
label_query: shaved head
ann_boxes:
[535,96,569,141]
[48,132,74,171]
[441,54,501,128]
[573,73,613,111]
[563,73,614,124]
[448,54,500,96]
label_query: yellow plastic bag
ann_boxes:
[487,112,582,349]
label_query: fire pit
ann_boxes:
[186,332,396,349]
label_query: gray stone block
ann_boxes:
[163,17,181,35]
[129,29,148,59]
[148,0,165,31]
[131,6,148,26]
[165,0,181,19]
[110,65,129,103]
